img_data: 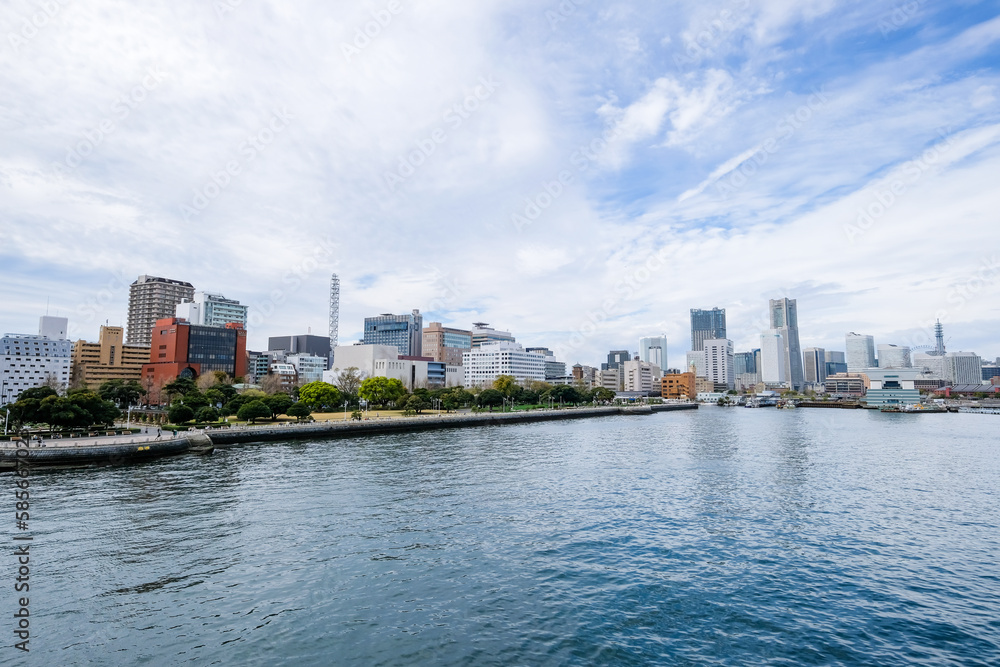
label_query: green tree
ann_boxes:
[493,375,518,397]
[405,395,429,414]
[478,389,503,411]
[18,386,58,403]
[97,379,146,408]
[359,377,406,408]
[181,391,210,411]
[67,390,120,425]
[591,387,615,403]
[163,377,197,402]
[287,402,313,421]
[237,400,271,424]
[264,393,294,419]
[195,407,220,423]
[39,396,91,429]
[298,381,342,411]
[168,404,195,425]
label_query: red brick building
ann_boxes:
[142,318,247,403]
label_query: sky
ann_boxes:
[2,0,999,369]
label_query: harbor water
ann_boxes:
[12,407,1000,665]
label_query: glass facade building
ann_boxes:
[364,311,423,357]
[690,308,726,353]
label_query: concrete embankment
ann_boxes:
[1,404,698,469]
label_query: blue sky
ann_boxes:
[2,0,999,368]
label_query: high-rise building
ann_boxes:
[141,318,247,403]
[423,323,473,366]
[690,308,726,352]
[1,317,73,403]
[802,347,827,384]
[846,333,876,373]
[703,339,734,390]
[734,350,759,390]
[913,352,945,380]
[760,330,786,385]
[363,310,423,357]
[127,275,195,347]
[71,325,150,388]
[470,323,515,348]
[945,352,983,385]
[639,336,666,369]
[603,350,631,371]
[175,292,248,328]
[769,298,804,390]
[877,344,912,369]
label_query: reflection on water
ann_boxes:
[21,409,1000,666]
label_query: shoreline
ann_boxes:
[0,404,698,469]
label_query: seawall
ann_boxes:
[0,404,698,469]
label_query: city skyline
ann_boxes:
[2,3,999,367]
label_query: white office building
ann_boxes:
[176,291,249,328]
[288,354,326,385]
[324,344,460,391]
[945,352,984,385]
[622,359,662,393]
[1,317,73,404]
[463,341,545,388]
[703,339,734,390]
[877,344,912,369]
[760,330,787,386]
[846,333,876,372]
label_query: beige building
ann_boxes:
[71,326,150,388]
[662,373,696,400]
[422,322,472,367]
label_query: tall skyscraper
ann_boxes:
[945,352,983,385]
[845,333,876,372]
[703,339,734,389]
[877,344,912,369]
[363,310,423,357]
[759,330,786,385]
[127,275,195,347]
[769,298,804,390]
[802,347,827,384]
[690,308,726,352]
[639,336,666,369]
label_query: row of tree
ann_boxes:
[3,387,121,432]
